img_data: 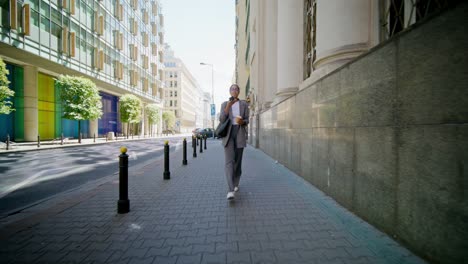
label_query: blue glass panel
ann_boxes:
[0,63,22,142]
[98,92,121,136]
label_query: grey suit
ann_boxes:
[220,100,249,191]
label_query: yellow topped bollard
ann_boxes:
[118,146,130,214]
[164,141,170,180]
[120,146,127,154]
[182,138,188,165]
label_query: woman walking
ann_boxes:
[219,84,249,200]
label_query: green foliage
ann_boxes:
[56,75,103,121]
[119,94,142,124]
[162,110,176,129]
[0,57,15,115]
[145,104,160,125]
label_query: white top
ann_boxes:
[231,101,240,125]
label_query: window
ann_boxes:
[174,100,177,107]
[379,0,450,41]
[304,0,317,79]
[170,91,173,97]
[174,91,177,97]
[170,100,172,107]
[174,81,177,87]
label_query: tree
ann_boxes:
[55,75,103,143]
[162,111,176,130]
[0,57,14,115]
[119,94,142,137]
[145,104,160,136]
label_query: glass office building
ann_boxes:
[0,0,165,141]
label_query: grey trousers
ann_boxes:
[224,125,244,192]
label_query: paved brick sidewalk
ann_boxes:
[0,139,426,264]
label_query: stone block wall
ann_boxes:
[257,4,468,263]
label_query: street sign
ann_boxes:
[210,104,215,118]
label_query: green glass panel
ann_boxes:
[40,1,50,16]
[29,0,39,11]
[51,8,61,25]
[31,10,39,27]
[40,16,50,33]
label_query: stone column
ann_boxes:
[261,0,277,109]
[89,119,98,138]
[23,65,38,142]
[274,0,303,103]
[312,0,376,80]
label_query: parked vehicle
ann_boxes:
[196,128,214,138]
[162,129,175,135]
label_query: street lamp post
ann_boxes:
[200,62,215,139]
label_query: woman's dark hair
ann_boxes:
[230,84,240,91]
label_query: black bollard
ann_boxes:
[93,133,96,143]
[163,141,170,180]
[192,136,197,158]
[200,137,203,153]
[79,133,82,144]
[204,135,207,150]
[182,138,188,165]
[61,133,64,145]
[197,136,199,146]
[37,135,40,148]
[6,134,10,150]
[118,146,130,214]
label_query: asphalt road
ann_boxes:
[0,137,186,217]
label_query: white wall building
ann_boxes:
[163,44,205,132]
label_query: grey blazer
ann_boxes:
[219,100,250,148]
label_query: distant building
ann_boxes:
[163,44,205,132]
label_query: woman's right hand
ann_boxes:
[224,98,238,114]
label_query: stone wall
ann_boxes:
[256,4,468,264]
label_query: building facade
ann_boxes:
[234,0,249,101]
[163,44,205,133]
[0,0,165,141]
[202,91,210,128]
[235,1,467,263]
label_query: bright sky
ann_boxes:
[159,0,236,111]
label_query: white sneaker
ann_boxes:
[227,192,235,200]
[234,186,239,192]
